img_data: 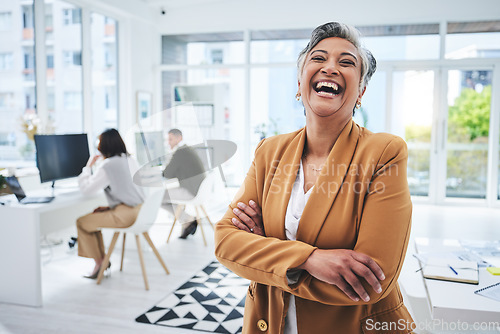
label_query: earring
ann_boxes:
[356,101,362,109]
[295,93,301,101]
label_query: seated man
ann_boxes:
[162,129,206,239]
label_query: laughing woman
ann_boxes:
[215,22,414,334]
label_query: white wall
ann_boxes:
[155,0,500,34]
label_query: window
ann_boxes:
[162,32,244,65]
[210,49,223,64]
[50,1,83,134]
[250,29,310,64]
[62,8,81,25]
[22,6,33,29]
[0,12,12,31]
[0,53,13,70]
[91,13,118,136]
[0,0,121,164]
[62,50,82,66]
[446,21,500,59]
[64,92,82,110]
[0,93,14,109]
[359,23,440,60]
[46,54,54,69]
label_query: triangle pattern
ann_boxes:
[136,260,249,334]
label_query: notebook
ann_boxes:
[475,282,500,302]
[422,258,479,284]
[4,176,54,204]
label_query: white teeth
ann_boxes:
[316,81,339,90]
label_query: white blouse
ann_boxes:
[78,155,140,195]
[284,160,314,334]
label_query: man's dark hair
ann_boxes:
[98,128,128,158]
[168,128,183,137]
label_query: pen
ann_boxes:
[448,265,458,275]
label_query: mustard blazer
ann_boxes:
[215,120,414,334]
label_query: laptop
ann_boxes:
[5,176,55,204]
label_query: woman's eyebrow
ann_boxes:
[311,50,358,62]
[341,52,358,61]
[310,50,328,56]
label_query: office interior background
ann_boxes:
[1,0,500,333]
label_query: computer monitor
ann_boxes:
[135,131,165,165]
[34,134,90,185]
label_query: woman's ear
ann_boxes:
[358,86,366,100]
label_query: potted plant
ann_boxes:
[0,175,9,195]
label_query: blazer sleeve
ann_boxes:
[215,140,318,289]
[288,136,412,305]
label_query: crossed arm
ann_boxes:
[231,200,384,303]
[214,137,411,306]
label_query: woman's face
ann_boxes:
[299,37,365,121]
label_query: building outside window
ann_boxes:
[0,53,13,70]
[0,0,120,164]
[62,8,81,25]
[0,12,12,31]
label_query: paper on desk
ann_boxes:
[422,258,479,284]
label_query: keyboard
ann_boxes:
[20,196,55,204]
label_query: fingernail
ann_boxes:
[231,218,238,223]
[353,297,359,302]
[363,295,370,302]
[237,202,245,209]
[376,287,382,293]
[249,200,255,205]
[381,274,385,280]
[233,208,239,213]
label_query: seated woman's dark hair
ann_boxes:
[98,128,128,158]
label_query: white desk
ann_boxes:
[415,238,500,323]
[0,188,106,307]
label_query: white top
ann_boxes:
[284,160,314,334]
[78,155,141,196]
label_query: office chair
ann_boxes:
[96,188,169,290]
[166,171,217,246]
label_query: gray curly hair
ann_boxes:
[297,22,377,92]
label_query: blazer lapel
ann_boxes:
[264,129,306,240]
[296,120,360,245]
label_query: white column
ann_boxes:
[34,0,47,131]
[81,8,92,136]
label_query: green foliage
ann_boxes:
[405,125,432,143]
[0,175,8,194]
[448,85,491,141]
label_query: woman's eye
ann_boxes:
[312,56,325,61]
[341,60,355,66]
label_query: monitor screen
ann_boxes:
[135,131,165,165]
[34,134,90,183]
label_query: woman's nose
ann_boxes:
[321,61,339,75]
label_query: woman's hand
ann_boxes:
[231,200,265,236]
[297,249,385,302]
[87,154,102,168]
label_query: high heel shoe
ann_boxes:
[83,262,111,280]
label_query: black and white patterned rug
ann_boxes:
[136,261,249,334]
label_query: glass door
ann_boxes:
[445,69,492,199]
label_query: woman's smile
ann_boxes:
[313,80,343,98]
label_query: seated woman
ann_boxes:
[77,128,144,279]
[215,22,414,333]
